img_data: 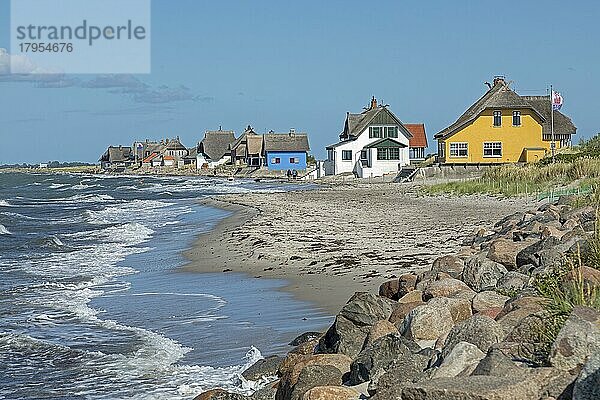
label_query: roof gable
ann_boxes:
[364,138,408,148]
[200,129,236,160]
[264,133,310,153]
[435,81,547,139]
[522,96,577,136]
[341,106,413,141]
[405,124,428,148]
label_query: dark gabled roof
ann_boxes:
[199,129,236,160]
[184,147,198,159]
[405,123,428,148]
[364,138,408,149]
[340,104,413,141]
[263,133,310,153]
[165,137,187,151]
[99,146,133,162]
[522,96,577,136]
[434,80,577,139]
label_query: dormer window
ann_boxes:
[493,111,502,127]
[512,111,521,127]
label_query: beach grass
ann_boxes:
[422,158,600,198]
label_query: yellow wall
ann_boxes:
[439,109,557,164]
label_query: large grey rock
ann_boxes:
[550,306,600,373]
[400,301,454,341]
[463,255,508,292]
[472,291,509,313]
[250,384,278,400]
[423,278,472,299]
[443,315,507,357]
[516,237,561,268]
[193,389,244,400]
[318,315,369,358]
[349,333,424,389]
[434,341,485,378]
[428,296,472,323]
[496,271,530,292]
[277,364,343,400]
[369,362,426,399]
[486,239,527,270]
[396,368,573,400]
[471,347,526,377]
[243,355,283,381]
[431,255,465,279]
[300,386,360,400]
[339,292,393,326]
[289,332,321,347]
[573,351,600,400]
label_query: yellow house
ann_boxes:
[435,77,576,164]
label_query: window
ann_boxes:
[327,149,334,161]
[289,157,299,164]
[377,147,400,160]
[483,142,502,157]
[369,127,382,138]
[384,126,398,138]
[493,110,502,127]
[360,150,368,160]
[341,150,352,160]
[449,142,468,157]
[513,111,521,126]
[370,126,398,138]
[271,157,281,164]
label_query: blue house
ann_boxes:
[263,130,310,171]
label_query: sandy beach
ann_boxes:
[183,183,531,314]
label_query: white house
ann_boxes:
[324,97,415,178]
[196,128,236,169]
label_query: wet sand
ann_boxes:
[183,184,530,315]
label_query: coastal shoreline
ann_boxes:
[182,184,531,315]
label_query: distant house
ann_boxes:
[99,146,135,169]
[135,140,165,165]
[183,147,197,167]
[197,128,236,169]
[231,126,264,167]
[324,97,414,178]
[142,152,160,167]
[163,155,176,167]
[405,124,428,163]
[263,129,310,171]
[163,137,189,167]
[435,76,577,164]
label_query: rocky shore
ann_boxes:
[194,196,600,400]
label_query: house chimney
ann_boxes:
[289,128,296,137]
[370,96,378,110]
[493,76,506,86]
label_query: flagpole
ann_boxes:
[551,84,555,163]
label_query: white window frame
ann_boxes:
[449,142,468,158]
[483,142,502,158]
[512,110,521,127]
[493,110,502,127]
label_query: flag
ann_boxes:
[552,90,563,110]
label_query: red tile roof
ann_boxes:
[405,124,428,148]
[163,155,175,161]
[142,153,158,163]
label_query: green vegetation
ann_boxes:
[532,220,600,365]
[422,133,600,198]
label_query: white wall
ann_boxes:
[326,125,410,177]
[196,154,231,169]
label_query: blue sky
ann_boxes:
[0,0,599,163]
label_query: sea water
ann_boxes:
[0,173,330,400]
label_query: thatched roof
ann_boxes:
[199,130,235,161]
[247,135,264,155]
[263,133,310,152]
[435,79,576,139]
[165,137,187,151]
[522,96,577,136]
[99,146,133,163]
